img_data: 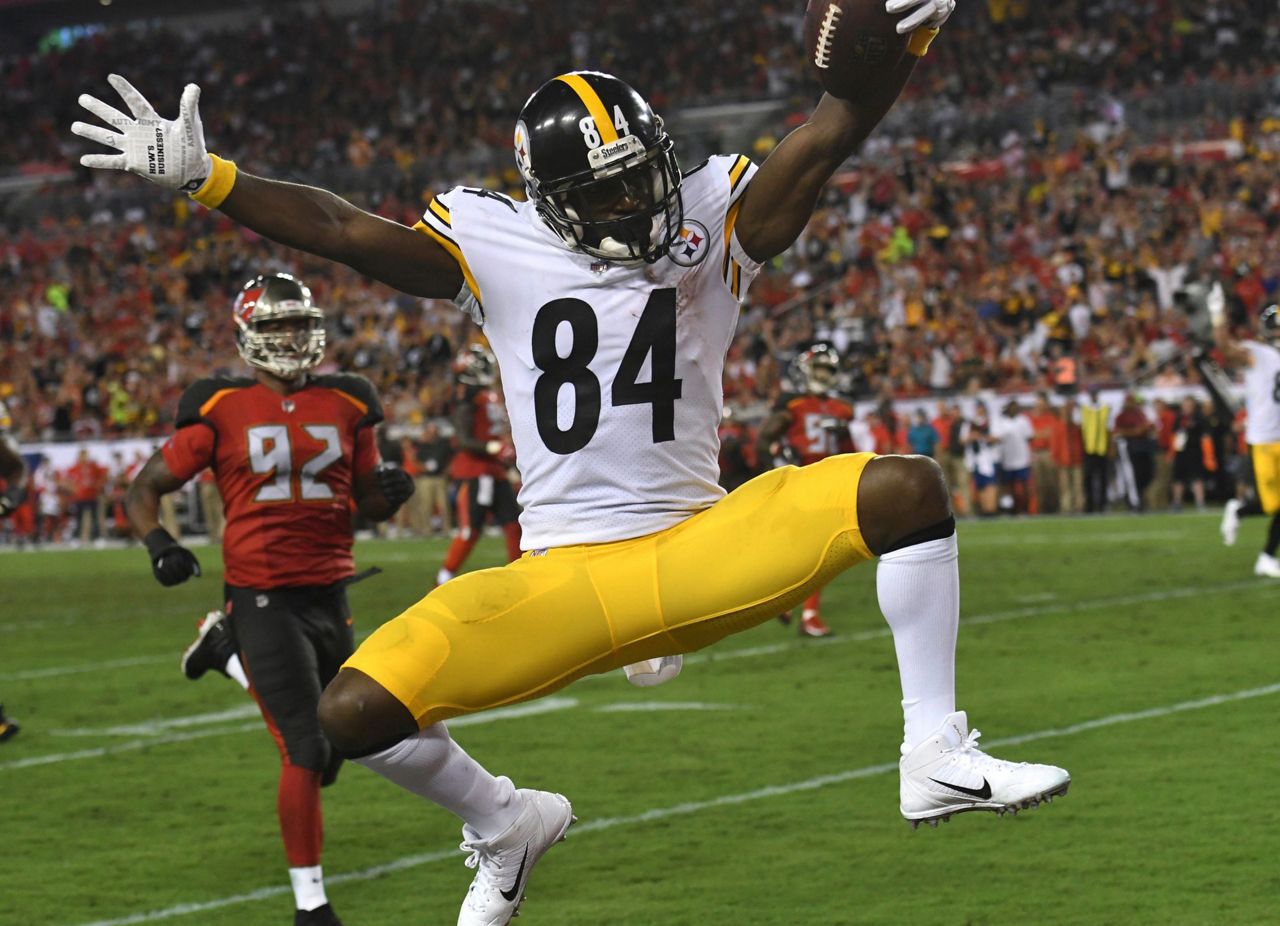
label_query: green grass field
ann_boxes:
[3,511,1278,926]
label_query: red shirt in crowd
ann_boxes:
[66,458,106,503]
[161,374,382,589]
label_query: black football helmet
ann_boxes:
[1260,304,1280,343]
[455,344,497,387]
[232,273,325,379]
[791,342,841,395]
[515,70,683,264]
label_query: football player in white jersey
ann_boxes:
[1217,305,1280,576]
[73,4,1071,922]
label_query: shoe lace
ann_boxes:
[953,727,1022,772]
[460,837,506,898]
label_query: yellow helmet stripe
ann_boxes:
[555,73,620,145]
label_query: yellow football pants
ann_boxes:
[346,453,877,726]
[1252,443,1280,514]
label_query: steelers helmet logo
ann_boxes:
[669,219,710,267]
[514,120,534,183]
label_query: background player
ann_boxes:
[1217,304,1280,577]
[0,399,26,743]
[436,344,521,586]
[125,273,415,926]
[76,5,1071,922]
[757,343,854,637]
[0,397,28,524]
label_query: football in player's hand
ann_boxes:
[803,0,909,101]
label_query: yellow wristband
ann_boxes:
[189,154,237,208]
[906,27,940,57]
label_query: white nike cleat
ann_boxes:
[900,711,1070,829]
[457,788,575,926]
[1221,499,1242,546]
[1254,553,1280,578]
[623,654,683,687]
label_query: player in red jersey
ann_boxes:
[757,344,855,637]
[125,274,414,926]
[436,345,522,586]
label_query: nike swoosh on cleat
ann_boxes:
[499,845,530,902]
[929,776,992,799]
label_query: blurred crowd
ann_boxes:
[2,0,1280,530]
[717,389,1250,522]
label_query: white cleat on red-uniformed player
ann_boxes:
[456,787,575,925]
[900,711,1070,829]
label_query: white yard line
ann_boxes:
[64,680,1280,926]
[961,530,1186,545]
[594,701,745,713]
[2,655,172,681]
[7,576,1267,686]
[6,576,1271,751]
[0,698,579,772]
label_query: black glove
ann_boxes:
[0,484,25,517]
[144,527,201,587]
[374,463,415,512]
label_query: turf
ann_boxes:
[2,511,1277,926]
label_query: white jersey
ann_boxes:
[417,154,760,548]
[1242,340,1280,445]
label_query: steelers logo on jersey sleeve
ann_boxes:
[669,220,710,267]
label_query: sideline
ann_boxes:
[66,681,1280,926]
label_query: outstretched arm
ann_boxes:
[734,0,952,263]
[73,76,462,299]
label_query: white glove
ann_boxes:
[623,655,684,688]
[886,0,956,33]
[72,74,212,193]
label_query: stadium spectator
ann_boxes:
[994,399,1033,514]
[410,421,453,537]
[964,404,1001,516]
[1171,396,1211,511]
[1080,392,1112,513]
[1113,393,1157,511]
[907,408,939,458]
[1052,397,1085,514]
[1028,393,1059,514]
[66,447,105,543]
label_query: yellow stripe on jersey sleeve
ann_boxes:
[413,220,484,308]
[728,155,751,196]
[428,197,453,228]
[555,73,620,145]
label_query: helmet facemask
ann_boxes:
[793,345,841,394]
[233,275,326,381]
[535,135,684,265]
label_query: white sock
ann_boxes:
[224,654,250,691]
[436,567,454,585]
[289,865,327,912]
[355,723,521,837]
[876,533,959,752]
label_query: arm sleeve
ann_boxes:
[414,188,485,324]
[161,425,215,482]
[719,154,762,302]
